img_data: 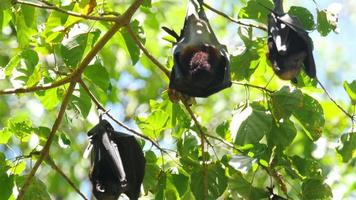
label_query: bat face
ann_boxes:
[86,120,145,200]
[267,11,316,82]
[167,0,231,97]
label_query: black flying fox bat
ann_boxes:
[163,0,231,97]
[84,120,145,200]
[267,0,316,83]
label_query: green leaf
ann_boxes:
[14,5,37,48]
[59,132,71,148]
[71,86,92,118]
[271,86,304,120]
[36,88,60,110]
[292,94,325,141]
[120,20,145,65]
[215,120,231,140]
[288,6,315,30]
[231,34,265,81]
[26,64,42,87]
[337,132,356,162]
[6,118,33,140]
[0,173,13,200]
[0,10,12,31]
[16,176,51,200]
[229,171,268,199]
[238,0,273,23]
[267,119,297,148]
[232,106,272,145]
[172,172,189,197]
[143,151,160,193]
[11,161,26,175]
[156,172,180,200]
[286,155,323,179]
[317,10,334,36]
[171,103,190,138]
[83,63,110,92]
[136,109,170,139]
[0,0,11,11]
[142,0,152,8]
[61,30,101,67]
[4,53,20,77]
[343,80,356,105]
[302,179,332,199]
[191,162,227,200]
[0,128,13,144]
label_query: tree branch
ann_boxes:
[16,1,144,199]
[202,2,268,32]
[0,77,71,95]
[17,81,77,200]
[316,79,354,120]
[13,0,117,22]
[46,156,88,200]
[231,81,274,94]
[125,25,171,77]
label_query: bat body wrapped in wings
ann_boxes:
[84,120,145,200]
[163,0,231,97]
[267,0,316,83]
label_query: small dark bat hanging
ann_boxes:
[84,120,145,200]
[267,0,316,83]
[163,0,231,97]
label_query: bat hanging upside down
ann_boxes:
[267,0,316,83]
[163,0,231,97]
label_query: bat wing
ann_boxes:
[278,14,316,78]
[111,132,145,199]
[268,13,291,55]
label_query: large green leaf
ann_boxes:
[232,106,272,145]
[229,171,268,199]
[83,63,110,92]
[136,109,170,139]
[343,80,356,105]
[267,119,297,148]
[61,30,100,67]
[292,94,325,141]
[317,10,334,36]
[36,88,60,110]
[337,132,356,162]
[288,6,315,30]
[271,86,304,120]
[120,20,145,65]
[238,0,273,24]
[191,162,227,200]
[301,179,332,199]
[71,86,92,118]
[16,176,51,200]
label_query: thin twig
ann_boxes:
[13,0,117,22]
[46,156,88,200]
[317,79,354,120]
[78,79,166,153]
[0,77,71,95]
[231,81,274,94]
[181,100,208,199]
[17,81,77,200]
[16,0,144,198]
[125,25,171,77]
[202,2,268,32]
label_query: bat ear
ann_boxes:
[162,26,180,40]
